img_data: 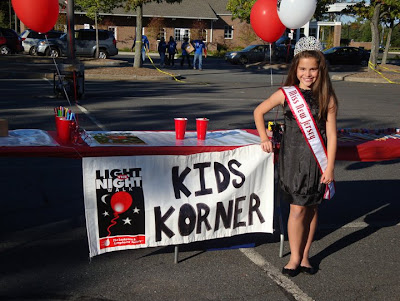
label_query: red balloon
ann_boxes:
[250,0,286,43]
[110,192,133,214]
[12,0,59,33]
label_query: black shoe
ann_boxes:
[282,266,300,277]
[300,266,317,275]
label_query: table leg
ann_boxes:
[274,160,285,257]
[174,245,179,264]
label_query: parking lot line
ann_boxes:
[240,247,314,301]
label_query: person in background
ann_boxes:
[131,34,150,63]
[192,37,207,70]
[167,36,177,67]
[158,37,167,68]
[254,36,338,278]
[180,37,192,68]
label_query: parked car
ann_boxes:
[20,29,64,55]
[225,45,270,64]
[323,46,370,66]
[0,27,23,55]
[37,29,118,59]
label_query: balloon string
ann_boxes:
[106,213,119,236]
[269,43,273,87]
[46,35,72,106]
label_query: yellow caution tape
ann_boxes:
[145,51,210,86]
[379,64,400,73]
[146,51,186,83]
[368,61,399,84]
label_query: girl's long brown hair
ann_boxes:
[284,50,338,122]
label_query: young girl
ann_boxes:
[254,37,338,277]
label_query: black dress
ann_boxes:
[279,88,326,206]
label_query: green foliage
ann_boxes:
[124,0,181,10]
[75,0,121,20]
[0,10,7,28]
[314,0,337,21]
[343,0,373,19]
[0,2,11,28]
[122,0,182,68]
[226,0,256,23]
[342,21,373,42]
[391,26,400,47]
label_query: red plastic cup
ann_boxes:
[174,118,187,140]
[55,116,73,144]
[196,118,209,140]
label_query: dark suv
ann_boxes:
[37,29,118,59]
[0,27,23,55]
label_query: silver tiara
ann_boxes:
[294,36,323,56]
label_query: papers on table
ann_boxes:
[84,130,260,147]
[0,129,59,146]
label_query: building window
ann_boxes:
[201,29,208,42]
[108,26,117,40]
[174,28,190,41]
[157,28,166,41]
[224,25,233,39]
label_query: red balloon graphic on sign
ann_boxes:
[12,0,59,33]
[110,191,133,214]
[250,0,286,43]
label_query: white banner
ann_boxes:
[83,145,274,257]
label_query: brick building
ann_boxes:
[19,0,343,52]
[51,0,262,52]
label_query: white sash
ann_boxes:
[281,86,335,200]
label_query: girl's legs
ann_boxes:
[285,204,318,269]
[301,205,318,268]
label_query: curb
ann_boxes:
[331,74,390,84]
[83,73,172,81]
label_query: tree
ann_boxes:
[0,1,12,29]
[344,1,384,69]
[75,0,121,58]
[314,0,338,22]
[124,0,182,68]
[341,21,372,43]
[380,0,400,64]
[226,0,255,23]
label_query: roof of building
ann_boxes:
[206,0,231,15]
[68,0,231,20]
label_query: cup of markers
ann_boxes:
[54,106,76,144]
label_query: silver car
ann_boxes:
[37,29,118,59]
[20,29,64,55]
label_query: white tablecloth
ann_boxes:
[0,129,58,146]
[85,130,260,147]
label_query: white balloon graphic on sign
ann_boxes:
[277,0,317,29]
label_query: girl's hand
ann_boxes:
[320,168,334,185]
[260,139,274,153]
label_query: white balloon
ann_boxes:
[277,0,317,29]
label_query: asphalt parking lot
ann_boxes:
[0,54,399,301]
